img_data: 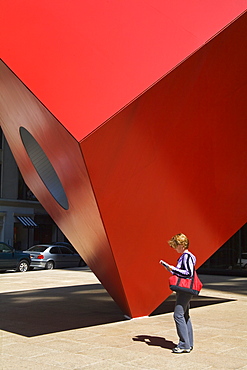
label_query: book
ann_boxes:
[160,260,170,269]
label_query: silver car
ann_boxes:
[24,244,85,270]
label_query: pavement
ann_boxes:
[0,267,247,370]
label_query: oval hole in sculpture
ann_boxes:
[20,127,69,210]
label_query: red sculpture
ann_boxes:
[0,1,247,317]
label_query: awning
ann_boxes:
[16,216,38,227]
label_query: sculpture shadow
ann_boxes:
[0,283,125,337]
[0,283,235,338]
[150,293,235,316]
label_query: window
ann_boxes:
[60,247,73,254]
[50,247,61,254]
[28,245,47,252]
[0,243,12,253]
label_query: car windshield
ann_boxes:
[27,245,48,252]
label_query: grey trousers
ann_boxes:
[173,292,193,349]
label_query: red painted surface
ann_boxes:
[81,12,247,315]
[1,0,247,141]
[0,1,247,317]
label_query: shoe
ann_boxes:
[172,347,191,353]
[190,346,193,351]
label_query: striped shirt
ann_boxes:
[172,251,196,278]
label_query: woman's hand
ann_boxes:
[159,260,174,272]
[166,264,174,272]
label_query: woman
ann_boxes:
[160,233,196,354]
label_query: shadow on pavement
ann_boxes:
[0,284,124,337]
[198,274,247,296]
[0,283,235,337]
[132,335,176,350]
[151,293,235,316]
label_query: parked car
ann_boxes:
[237,253,247,269]
[24,244,85,270]
[0,242,31,272]
[52,242,86,266]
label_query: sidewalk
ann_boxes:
[0,267,247,369]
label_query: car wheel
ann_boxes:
[79,259,86,267]
[45,261,54,270]
[16,260,30,272]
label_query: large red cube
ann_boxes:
[0,1,247,317]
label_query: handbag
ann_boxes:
[169,270,203,295]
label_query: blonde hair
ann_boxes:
[168,233,189,249]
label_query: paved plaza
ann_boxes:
[0,267,247,369]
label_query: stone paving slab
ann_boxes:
[0,268,246,369]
